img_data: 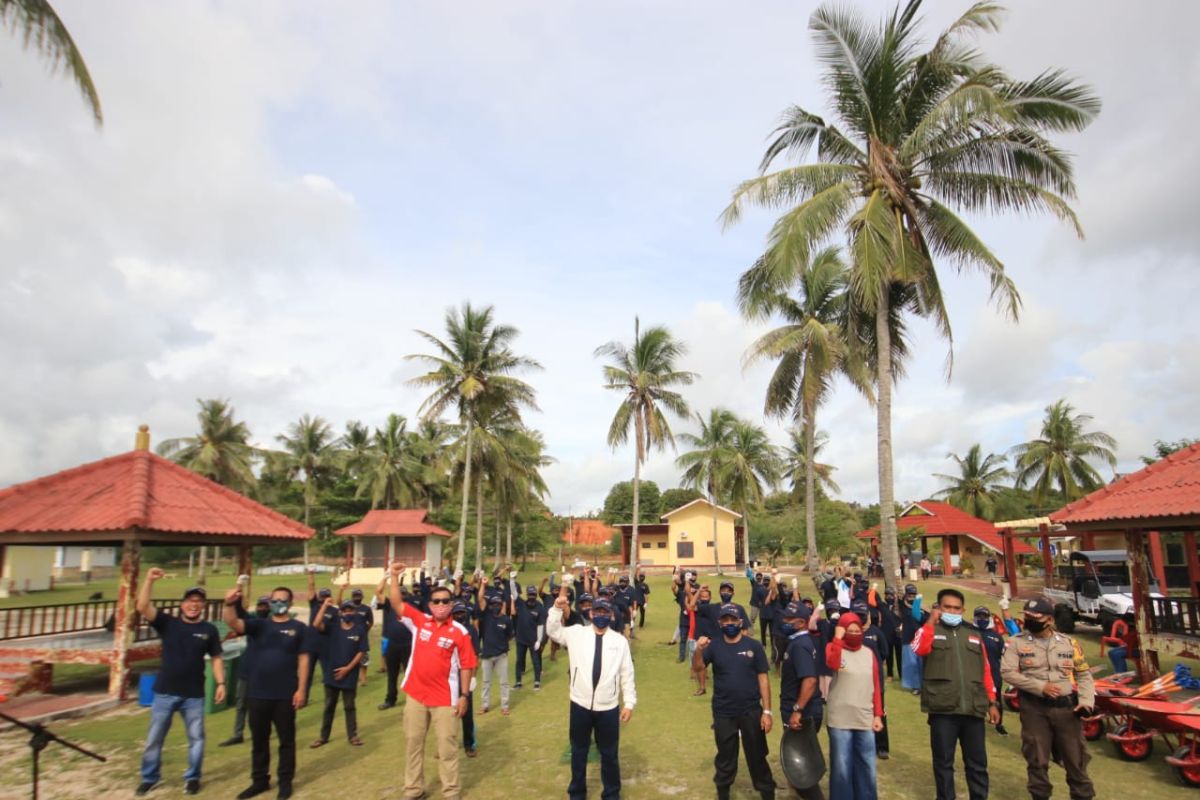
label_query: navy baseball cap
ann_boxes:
[717,603,741,620]
[824,599,841,613]
[255,595,270,605]
[592,598,613,613]
[719,581,735,591]
[526,584,538,596]
[317,588,332,598]
[182,586,207,600]
[350,588,364,597]
[973,606,991,618]
[339,600,356,610]
[781,601,811,620]
[904,584,918,595]
[452,602,471,615]
[577,593,594,606]
[487,595,502,605]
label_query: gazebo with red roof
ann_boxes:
[1050,442,1200,674]
[334,509,452,584]
[856,500,1036,579]
[0,426,313,700]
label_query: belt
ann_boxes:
[1020,690,1077,708]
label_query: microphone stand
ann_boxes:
[0,709,107,800]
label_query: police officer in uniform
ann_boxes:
[1000,596,1096,800]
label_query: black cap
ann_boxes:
[339,600,356,610]
[592,599,613,613]
[719,581,735,591]
[452,602,471,616]
[717,603,742,620]
[973,606,991,618]
[618,575,629,583]
[183,586,207,600]
[1024,596,1055,616]
[256,595,270,605]
[824,598,841,612]
[781,601,811,621]
[903,584,918,595]
[526,585,538,596]
[318,588,332,598]
[487,595,502,605]
[350,588,364,597]
[577,593,594,606]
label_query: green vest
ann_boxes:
[920,622,990,717]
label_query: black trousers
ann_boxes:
[461,692,477,752]
[713,709,777,794]
[304,650,325,703]
[929,713,988,800]
[515,642,542,684]
[319,685,357,741]
[248,698,296,788]
[638,604,646,628]
[886,638,902,679]
[569,701,621,800]
[875,679,890,753]
[759,617,772,648]
[384,640,411,705]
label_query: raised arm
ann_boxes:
[478,575,490,611]
[546,586,571,646]
[387,560,408,619]
[313,597,333,631]
[375,572,390,605]
[306,567,318,602]
[223,586,246,635]
[137,567,166,622]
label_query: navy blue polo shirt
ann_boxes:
[479,610,513,657]
[349,601,373,629]
[702,634,769,718]
[380,598,413,649]
[863,624,890,666]
[151,613,222,698]
[634,580,650,606]
[243,617,308,700]
[321,621,369,690]
[698,601,751,636]
[308,598,336,653]
[814,618,835,677]
[514,599,544,646]
[780,631,824,719]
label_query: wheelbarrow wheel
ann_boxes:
[1081,716,1105,742]
[1112,722,1153,762]
[1171,745,1200,788]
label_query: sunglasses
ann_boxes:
[429,598,453,605]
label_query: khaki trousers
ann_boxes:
[403,697,461,799]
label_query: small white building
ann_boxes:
[54,546,117,578]
[0,546,56,597]
[334,509,451,585]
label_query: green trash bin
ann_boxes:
[205,641,244,714]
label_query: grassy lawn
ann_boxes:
[1,571,1196,799]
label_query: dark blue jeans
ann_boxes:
[516,642,542,684]
[569,702,621,800]
[140,694,205,783]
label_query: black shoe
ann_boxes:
[878,750,890,760]
[277,784,293,800]
[218,736,243,747]
[135,782,158,797]
[236,784,270,800]
[184,779,201,795]
[996,724,1009,736]
[514,682,522,689]
[377,702,395,710]
[717,787,732,800]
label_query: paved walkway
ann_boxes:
[0,692,117,726]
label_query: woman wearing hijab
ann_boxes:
[824,612,884,800]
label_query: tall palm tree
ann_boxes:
[276,415,339,529]
[596,319,695,579]
[338,420,373,478]
[357,414,418,510]
[1011,400,1117,504]
[742,247,868,571]
[724,418,783,567]
[410,419,453,514]
[783,425,841,497]
[2,0,101,124]
[721,1,1099,588]
[158,399,259,584]
[677,408,738,575]
[408,303,541,575]
[933,443,1011,520]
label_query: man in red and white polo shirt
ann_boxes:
[387,560,477,800]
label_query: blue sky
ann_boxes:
[1,1,1197,517]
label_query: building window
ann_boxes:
[677,542,694,558]
[641,541,652,549]
[706,541,714,548]
[657,542,667,549]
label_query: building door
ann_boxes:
[360,537,387,568]
[391,537,426,564]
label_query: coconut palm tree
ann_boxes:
[677,408,738,575]
[596,319,696,579]
[276,415,339,529]
[2,0,102,124]
[338,420,373,478]
[721,0,1099,588]
[724,418,783,567]
[1011,400,1117,504]
[410,419,453,514]
[357,414,419,510]
[933,443,1011,520]
[742,247,868,571]
[158,399,259,584]
[783,425,841,498]
[407,303,541,575]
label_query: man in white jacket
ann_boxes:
[547,588,636,800]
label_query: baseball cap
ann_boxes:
[1024,596,1054,616]
[451,602,471,615]
[592,598,613,613]
[719,581,735,591]
[339,600,356,610]
[350,588,364,597]
[781,601,811,620]
[973,606,991,618]
[256,595,270,605]
[487,594,502,605]
[903,583,918,595]
[317,588,332,598]
[717,603,741,620]
[182,586,207,600]
[577,593,594,606]
[526,585,538,596]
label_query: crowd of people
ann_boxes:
[132,559,1102,800]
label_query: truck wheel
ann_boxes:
[1054,604,1076,634]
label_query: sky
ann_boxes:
[1,1,1197,518]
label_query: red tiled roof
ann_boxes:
[1051,441,1200,527]
[334,509,452,538]
[563,519,617,546]
[0,450,313,539]
[856,501,1036,554]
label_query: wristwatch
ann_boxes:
[792,703,802,712]
[762,709,773,716]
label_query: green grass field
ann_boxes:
[1,571,1196,799]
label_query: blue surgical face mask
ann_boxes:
[941,612,963,627]
[721,623,742,638]
[592,615,611,629]
[270,599,290,615]
[779,622,797,637]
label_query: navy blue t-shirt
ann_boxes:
[350,602,374,630]
[815,618,835,677]
[243,617,308,700]
[514,599,545,646]
[321,621,369,690]
[308,599,336,654]
[703,635,769,718]
[151,613,222,698]
[780,631,824,719]
[479,611,514,657]
[863,624,890,667]
[380,598,413,648]
[698,601,751,636]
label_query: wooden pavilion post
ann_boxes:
[1127,528,1156,680]
[109,538,141,699]
[1183,531,1200,595]
[1001,528,1020,597]
[1039,523,1053,588]
[237,544,253,604]
[1147,530,1169,591]
[942,536,953,577]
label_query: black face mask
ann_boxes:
[341,615,356,625]
[975,616,991,630]
[1024,617,1047,633]
[526,599,539,607]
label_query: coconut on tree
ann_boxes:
[721,0,1099,588]
[596,320,695,580]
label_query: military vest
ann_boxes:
[920,622,990,718]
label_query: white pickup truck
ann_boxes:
[1041,549,1164,634]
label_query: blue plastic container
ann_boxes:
[138,672,157,707]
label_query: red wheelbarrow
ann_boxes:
[1080,674,1163,742]
[1107,696,1200,783]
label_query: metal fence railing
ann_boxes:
[1149,596,1200,639]
[0,598,225,643]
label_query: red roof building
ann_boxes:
[334,509,452,569]
[857,501,1034,576]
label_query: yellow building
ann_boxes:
[617,498,744,571]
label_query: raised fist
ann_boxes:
[696,636,711,650]
[146,567,166,581]
[389,560,406,575]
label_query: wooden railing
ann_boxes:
[0,598,224,642]
[1149,596,1200,639]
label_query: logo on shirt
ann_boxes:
[280,628,297,637]
[737,650,755,659]
[192,633,209,640]
[419,629,433,642]
[437,636,454,649]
